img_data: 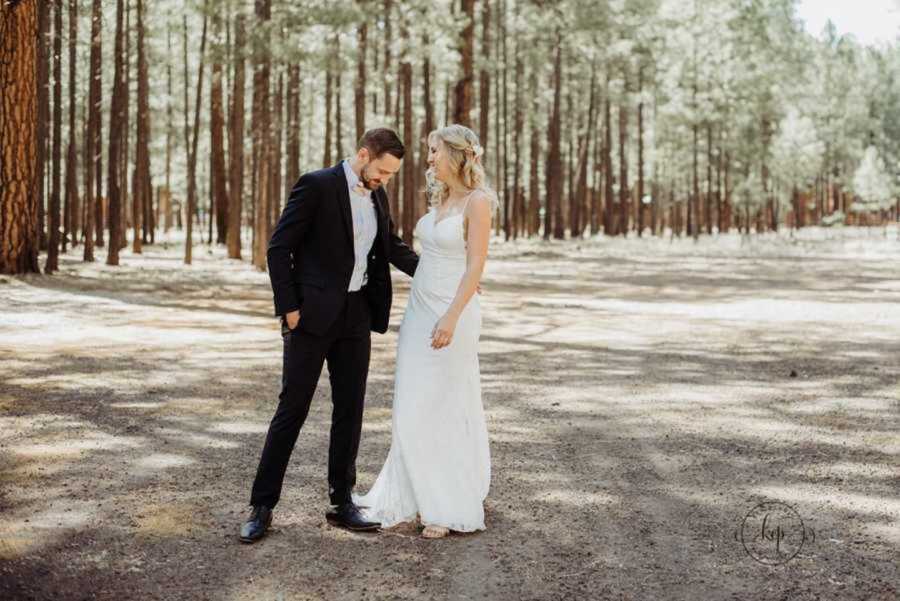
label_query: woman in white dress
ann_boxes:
[352,124,497,539]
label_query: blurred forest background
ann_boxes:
[2,0,899,275]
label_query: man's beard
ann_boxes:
[360,165,383,190]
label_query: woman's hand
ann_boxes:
[430,313,458,349]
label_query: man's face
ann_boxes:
[359,148,402,190]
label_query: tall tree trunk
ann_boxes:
[400,32,414,245]
[590,81,602,236]
[36,0,49,253]
[544,32,562,241]
[511,2,524,239]
[83,0,101,260]
[500,0,511,239]
[389,60,401,221]
[355,16,367,143]
[251,0,271,270]
[323,69,333,167]
[689,92,699,240]
[132,0,152,254]
[478,0,490,152]
[228,14,246,259]
[382,0,392,122]
[528,60,540,237]
[105,0,126,266]
[64,0,79,250]
[453,0,475,127]
[573,62,597,240]
[0,0,40,274]
[417,31,434,222]
[210,14,229,245]
[335,36,343,161]
[119,0,131,251]
[286,63,301,190]
[184,7,210,265]
[636,65,645,237]
[164,22,174,233]
[492,0,501,235]
[269,68,284,233]
[715,137,723,233]
[617,78,628,238]
[46,0,63,272]
[603,71,614,236]
[704,122,712,234]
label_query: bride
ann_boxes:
[352,124,497,538]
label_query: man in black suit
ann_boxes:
[240,128,419,543]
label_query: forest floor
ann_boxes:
[1,226,898,601]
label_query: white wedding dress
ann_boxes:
[352,195,491,532]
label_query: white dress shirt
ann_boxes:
[341,159,379,291]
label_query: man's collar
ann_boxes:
[342,158,359,188]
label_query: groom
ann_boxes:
[240,128,419,543]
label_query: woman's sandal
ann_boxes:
[421,525,450,539]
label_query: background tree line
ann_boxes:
[2,0,899,275]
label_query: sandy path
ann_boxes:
[1,228,898,600]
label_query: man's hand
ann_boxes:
[285,309,301,330]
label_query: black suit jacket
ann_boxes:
[266,162,419,336]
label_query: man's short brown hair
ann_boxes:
[359,128,405,160]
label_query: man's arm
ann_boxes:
[386,210,419,277]
[267,174,320,316]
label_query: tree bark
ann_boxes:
[105,0,126,266]
[36,0,49,252]
[618,78,629,238]
[323,69,333,167]
[132,0,152,254]
[64,0,79,250]
[416,30,434,225]
[544,31,562,241]
[603,71,614,236]
[164,21,174,233]
[119,0,131,251]
[573,62,597,240]
[227,14,246,259]
[511,1,524,239]
[251,0,270,270]
[210,13,229,245]
[400,12,414,245]
[83,0,101,259]
[286,63,301,190]
[0,0,40,274]
[453,0,475,127]
[46,0,62,272]
[382,0,392,121]
[184,6,210,265]
[355,16,367,143]
[478,0,490,152]
[335,36,343,161]
[636,65,645,237]
[528,60,540,237]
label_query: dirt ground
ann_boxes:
[1,226,898,600]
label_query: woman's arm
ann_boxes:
[430,192,492,349]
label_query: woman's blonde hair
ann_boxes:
[426,124,498,211]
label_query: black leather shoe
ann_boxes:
[325,502,381,532]
[239,505,272,543]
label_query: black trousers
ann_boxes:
[249,289,371,508]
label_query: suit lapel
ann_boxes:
[332,163,354,249]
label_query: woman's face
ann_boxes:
[427,138,454,184]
